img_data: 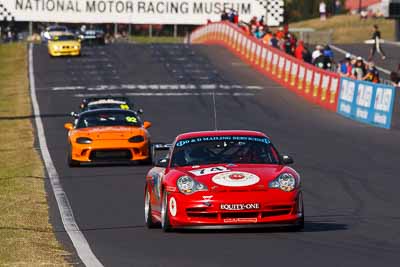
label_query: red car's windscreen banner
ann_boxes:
[189,22,340,112]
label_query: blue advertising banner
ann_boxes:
[337,77,396,129]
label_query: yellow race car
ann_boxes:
[48,33,81,57]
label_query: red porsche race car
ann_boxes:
[144,130,304,231]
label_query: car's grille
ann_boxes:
[186,205,293,220]
[187,212,218,219]
[221,212,258,219]
[89,150,132,161]
[186,207,218,219]
[62,46,70,49]
[261,205,292,218]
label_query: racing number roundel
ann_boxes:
[212,172,260,187]
[169,196,177,217]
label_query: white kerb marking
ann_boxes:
[29,44,103,267]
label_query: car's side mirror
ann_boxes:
[143,121,152,129]
[137,108,144,114]
[281,155,294,165]
[64,123,73,130]
[155,158,169,168]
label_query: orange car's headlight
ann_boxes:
[76,137,92,144]
[128,135,144,143]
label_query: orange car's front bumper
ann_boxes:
[70,139,150,163]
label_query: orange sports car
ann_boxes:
[64,108,152,167]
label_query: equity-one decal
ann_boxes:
[220,203,260,210]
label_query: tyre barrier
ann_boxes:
[190,22,397,129]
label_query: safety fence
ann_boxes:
[190,22,396,129]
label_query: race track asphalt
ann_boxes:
[32,43,400,267]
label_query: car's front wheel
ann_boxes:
[144,186,158,228]
[289,198,304,232]
[161,191,172,232]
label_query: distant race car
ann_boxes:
[144,130,304,231]
[48,33,81,57]
[64,109,152,167]
[79,97,135,112]
[77,28,105,45]
[41,25,69,43]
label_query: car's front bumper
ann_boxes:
[49,48,80,57]
[165,190,303,227]
[176,221,303,230]
[70,140,150,162]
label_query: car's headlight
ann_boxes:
[269,173,297,192]
[76,137,92,144]
[53,45,60,50]
[176,176,208,195]
[128,135,144,143]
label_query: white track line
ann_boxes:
[29,44,103,267]
[330,44,391,75]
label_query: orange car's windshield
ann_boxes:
[76,111,141,128]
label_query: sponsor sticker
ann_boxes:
[189,166,229,176]
[212,171,260,187]
[175,136,270,147]
[220,203,260,211]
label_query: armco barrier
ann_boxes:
[337,78,396,129]
[190,22,396,128]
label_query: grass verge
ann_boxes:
[129,35,184,43]
[0,43,70,266]
[290,14,395,44]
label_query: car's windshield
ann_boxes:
[53,35,76,41]
[86,103,129,111]
[171,136,280,167]
[76,111,141,128]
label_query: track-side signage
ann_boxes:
[0,0,266,24]
[337,77,396,129]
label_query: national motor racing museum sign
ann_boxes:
[0,0,267,24]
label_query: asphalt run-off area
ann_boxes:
[31,43,400,266]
